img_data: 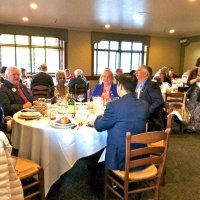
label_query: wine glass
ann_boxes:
[77,93,85,105]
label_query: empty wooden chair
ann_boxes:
[165,92,187,134]
[104,119,171,200]
[31,85,54,100]
[14,156,45,200]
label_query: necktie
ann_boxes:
[137,84,142,99]
[16,85,28,103]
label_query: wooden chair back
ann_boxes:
[31,85,54,100]
[104,115,172,200]
[14,156,45,200]
[75,82,89,102]
[165,92,187,134]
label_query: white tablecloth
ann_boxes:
[11,112,107,195]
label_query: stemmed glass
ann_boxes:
[76,93,85,105]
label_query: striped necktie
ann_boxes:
[137,84,142,99]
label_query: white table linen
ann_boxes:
[11,112,107,195]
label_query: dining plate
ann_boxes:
[18,113,42,119]
[50,122,75,129]
[20,111,41,117]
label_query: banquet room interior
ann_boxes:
[1,0,200,200]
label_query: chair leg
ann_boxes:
[39,168,45,200]
[104,170,108,200]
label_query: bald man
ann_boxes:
[0,66,32,116]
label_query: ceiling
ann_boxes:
[0,0,200,38]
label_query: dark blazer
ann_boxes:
[68,76,86,94]
[0,80,33,116]
[0,105,7,132]
[140,79,164,114]
[139,79,165,130]
[31,72,54,87]
[94,93,149,170]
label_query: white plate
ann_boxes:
[18,113,42,119]
[51,123,75,129]
[20,111,41,117]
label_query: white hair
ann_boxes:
[74,69,83,77]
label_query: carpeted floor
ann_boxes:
[45,127,200,200]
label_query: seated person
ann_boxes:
[53,70,69,102]
[135,65,165,131]
[91,68,119,103]
[31,63,54,87]
[0,66,32,116]
[167,67,177,81]
[153,68,171,86]
[65,68,74,84]
[94,74,149,171]
[68,69,87,94]
[0,105,12,132]
[115,68,123,79]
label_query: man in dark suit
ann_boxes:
[135,65,165,131]
[31,63,54,87]
[94,74,149,171]
[0,66,32,116]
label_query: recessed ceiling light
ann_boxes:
[105,24,110,29]
[169,29,175,34]
[187,0,196,2]
[30,3,38,9]
[22,17,29,22]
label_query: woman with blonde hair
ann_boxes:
[54,70,69,97]
[91,68,118,102]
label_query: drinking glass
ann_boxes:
[77,93,85,105]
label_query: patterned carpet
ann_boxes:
[45,131,200,200]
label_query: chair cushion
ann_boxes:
[113,164,157,181]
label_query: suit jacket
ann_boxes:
[31,72,54,87]
[94,93,149,170]
[139,79,164,114]
[91,83,119,100]
[68,76,86,94]
[139,79,165,130]
[0,80,32,116]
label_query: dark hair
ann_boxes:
[146,66,153,78]
[195,57,200,67]
[130,70,136,75]
[117,73,137,93]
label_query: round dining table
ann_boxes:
[11,109,107,195]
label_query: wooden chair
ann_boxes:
[165,92,187,134]
[14,156,45,200]
[31,85,54,100]
[75,82,89,102]
[104,117,171,200]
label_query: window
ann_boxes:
[93,40,148,75]
[0,34,65,73]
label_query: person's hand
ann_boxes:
[23,102,32,109]
[5,116,12,121]
[6,119,12,132]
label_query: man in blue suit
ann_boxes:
[94,74,149,171]
[135,65,165,131]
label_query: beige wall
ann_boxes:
[148,37,180,75]
[68,30,91,76]
[184,41,200,72]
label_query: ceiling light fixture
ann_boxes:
[169,29,175,34]
[22,17,29,22]
[105,24,110,29]
[30,3,38,9]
